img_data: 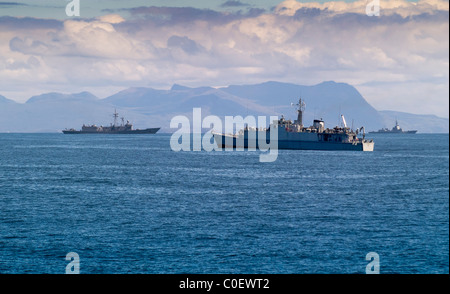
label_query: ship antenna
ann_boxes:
[338,105,341,128]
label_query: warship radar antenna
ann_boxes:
[291,98,306,127]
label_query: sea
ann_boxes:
[0,133,448,274]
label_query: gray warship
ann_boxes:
[213,98,374,151]
[369,120,417,134]
[62,110,160,134]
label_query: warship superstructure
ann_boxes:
[369,120,417,134]
[63,110,160,134]
[213,98,374,151]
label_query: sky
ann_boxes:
[0,0,449,117]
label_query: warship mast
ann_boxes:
[113,109,119,127]
[292,98,306,128]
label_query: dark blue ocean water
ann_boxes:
[0,133,448,274]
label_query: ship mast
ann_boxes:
[113,109,119,127]
[292,98,306,127]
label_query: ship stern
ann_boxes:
[362,140,374,152]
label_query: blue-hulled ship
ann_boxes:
[212,98,374,151]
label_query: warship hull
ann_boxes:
[211,98,375,152]
[370,120,417,134]
[213,132,374,152]
[63,110,160,135]
[62,128,160,134]
[369,130,417,134]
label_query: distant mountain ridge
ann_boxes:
[220,81,385,131]
[0,95,17,104]
[0,81,448,133]
[26,91,99,104]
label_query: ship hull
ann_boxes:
[213,133,374,152]
[62,128,160,134]
[369,130,417,134]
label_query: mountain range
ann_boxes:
[0,81,448,133]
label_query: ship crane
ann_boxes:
[356,126,366,139]
[341,115,347,128]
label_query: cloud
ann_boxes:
[7,18,155,60]
[113,5,265,26]
[0,16,62,30]
[120,6,229,24]
[0,1,448,117]
[3,55,39,70]
[167,35,204,55]
[220,1,250,8]
[274,0,450,17]
[0,2,27,7]
[97,14,126,24]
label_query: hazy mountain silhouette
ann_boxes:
[221,81,385,131]
[0,82,448,133]
[0,95,17,104]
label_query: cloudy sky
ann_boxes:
[0,0,448,117]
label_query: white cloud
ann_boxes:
[97,14,126,24]
[274,0,449,17]
[0,1,448,117]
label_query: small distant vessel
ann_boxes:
[369,120,417,134]
[213,98,374,151]
[62,110,160,134]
